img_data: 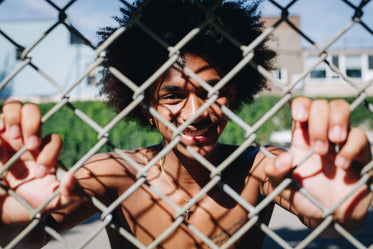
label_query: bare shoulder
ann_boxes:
[74,144,162,204]
[218,143,284,174]
[218,144,285,190]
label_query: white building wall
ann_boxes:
[0,19,98,100]
[302,49,373,97]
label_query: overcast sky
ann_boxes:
[0,0,372,48]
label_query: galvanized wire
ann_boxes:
[0,0,372,249]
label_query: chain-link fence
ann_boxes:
[0,0,372,248]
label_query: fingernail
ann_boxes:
[26,135,40,150]
[313,140,328,154]
[328,125,346,142]
[275,153,292,171]
[10,125,21,139]
[35,165,48,178]
[335,155,350,169]
[293,104,307,121]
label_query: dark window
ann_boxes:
[307,55,326,79]
[368,55,373,70]
[310,70,326,78]
[345,55,361,78]
[16,47,23,60]
[346,69,361,78]
[332,55,339,68]
[70,32,81,44]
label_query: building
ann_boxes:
[262,16,373,97]
[0,19,98,101]
[1,17,372,100]
[262,16,303,93]
[302,48,373,96]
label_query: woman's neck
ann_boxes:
[158,143,220,192]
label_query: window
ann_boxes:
[368,55,373,70]
[331,55,340,78]
[70,32,82,45]
[345,54,361,78]
[273,67,288,83]
[310,70,326,78]
[332,55,339,68]
[276,69,283,80]
[15,47,23,60]
[86,65,97,86]
[307,55,326,79]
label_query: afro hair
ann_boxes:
[97,0,276,127]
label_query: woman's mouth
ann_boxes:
[181,125,215,143]
[183,127,210,136]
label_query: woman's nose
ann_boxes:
[180,94,208,122]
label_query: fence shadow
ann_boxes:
[263,210,373,249]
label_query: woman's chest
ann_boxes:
[117,182,264,249]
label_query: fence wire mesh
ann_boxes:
[0,0,372,249]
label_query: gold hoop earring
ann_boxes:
[149,118,154,125]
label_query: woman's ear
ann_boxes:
[141,107,152,122]
[141,109,156,126]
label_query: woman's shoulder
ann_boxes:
[218,143,259,161]
[218,143,285,174]
[83,143,163,174]
[74,144,163,193]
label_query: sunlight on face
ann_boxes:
[149,54,237,160]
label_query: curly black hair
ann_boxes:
[97,0,276,127]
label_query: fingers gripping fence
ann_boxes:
[0,0,373,248]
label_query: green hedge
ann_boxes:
[39,101,162,167]
[33,96,373,167]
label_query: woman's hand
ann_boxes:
[0,100,76,225]
[265,97,372,235]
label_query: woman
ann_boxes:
[0,1,371,248]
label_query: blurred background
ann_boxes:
[0,0,372,248]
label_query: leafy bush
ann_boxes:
[40,101,162,167]
[26,96,373,167]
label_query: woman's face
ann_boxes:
[149,54,236,160]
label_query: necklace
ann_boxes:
[159,158,193,220]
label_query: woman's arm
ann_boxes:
[258,97,372,238]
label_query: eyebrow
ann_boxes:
[160,85,183,92]
[160,79,220,92]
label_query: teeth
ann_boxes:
[183,127,210,136]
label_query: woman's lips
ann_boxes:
[181,125,214,143]
[183,127,210,136]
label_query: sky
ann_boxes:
[0,0,372,48]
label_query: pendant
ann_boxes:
[185,208,193,220]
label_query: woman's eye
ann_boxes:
[160,93,185,103]
[166,94,177,99]
[165,94,184,99]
